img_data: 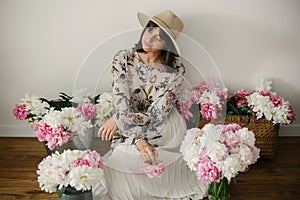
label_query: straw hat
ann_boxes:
[137,9,184,55]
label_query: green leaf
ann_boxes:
[227,111,234,115]
[56,187,66,198]
[93,94,101,103]
[39,98,50,104]
[232,177,237,184]
[241,107,248,113]
[239,104,247,108]
[59,92,72,100]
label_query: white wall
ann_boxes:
[1,0,299,136]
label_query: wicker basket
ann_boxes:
[225,94,280,159]
[198,118,210,129]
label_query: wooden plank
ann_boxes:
[0,137,299,199]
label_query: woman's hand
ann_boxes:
[135,139,158,163]
[98,117,118,141]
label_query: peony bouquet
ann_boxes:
[13,90,115,150]
[34,107,94,150]
[177,80,228,122]
[180,123,260,199]
[37,149,104,197]
[246,79,295,125]
[227,79,296,125]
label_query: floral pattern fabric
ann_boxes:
[111,47,185,144]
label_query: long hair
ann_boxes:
[136,21,179,68]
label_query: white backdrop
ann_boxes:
[1,0,299,136]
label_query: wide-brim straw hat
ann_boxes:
[137,9,184,55]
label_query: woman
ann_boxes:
[95,10,208,200]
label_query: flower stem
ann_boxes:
[227,102,241,115]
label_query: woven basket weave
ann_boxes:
[198,119,210,129]
[225,94,280,159]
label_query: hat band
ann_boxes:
[152,16,176,39]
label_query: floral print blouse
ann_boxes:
[111,47,185,145]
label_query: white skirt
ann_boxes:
[93,109,208,200]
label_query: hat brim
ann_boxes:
[137,12,181,55]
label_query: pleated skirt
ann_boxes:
[93,109,208,200]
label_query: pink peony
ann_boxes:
[34,122,53,142]
[287,104,296,123]
[77,103,97,121]
[200,103,218,120]
[74,158,92,167]
[140,160,167,178]
[45,125,72,150]
[218,123,241,134]
[270,94,283,106]
[191,84,209,104]
[86,149,104,169]
[194,156,221,183]
[191,89,201,104]
[178,81,227,121]
[12,104,31,120]
[236,99,246,107]
[236,89,250,97]
[216,89,228,102]
[259,90,271,97]
[176,101,193,120]
[223,131,241,150]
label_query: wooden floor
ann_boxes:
[0,137,299,200]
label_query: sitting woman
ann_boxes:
[95,10,208,200]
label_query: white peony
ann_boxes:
[42,108,64,127]
[237,144,255,171]
[220,154,241,182]
[21,94,50,116]
[255,78,272,92]
[272,106,290,125]
[181,129,203,171]
[60,107,93,134]
[199,91,220,105]
[238,128,256,147]
[247,90,294,125]
[37,152,70,193]
[207,142,228,162]
[41,107,92,134]
[180,128,200,153]
[181,141,201,171]
[69,165,104,191]
[247,92,275,120]
[37,149,104,194]
[199,124,225,149]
